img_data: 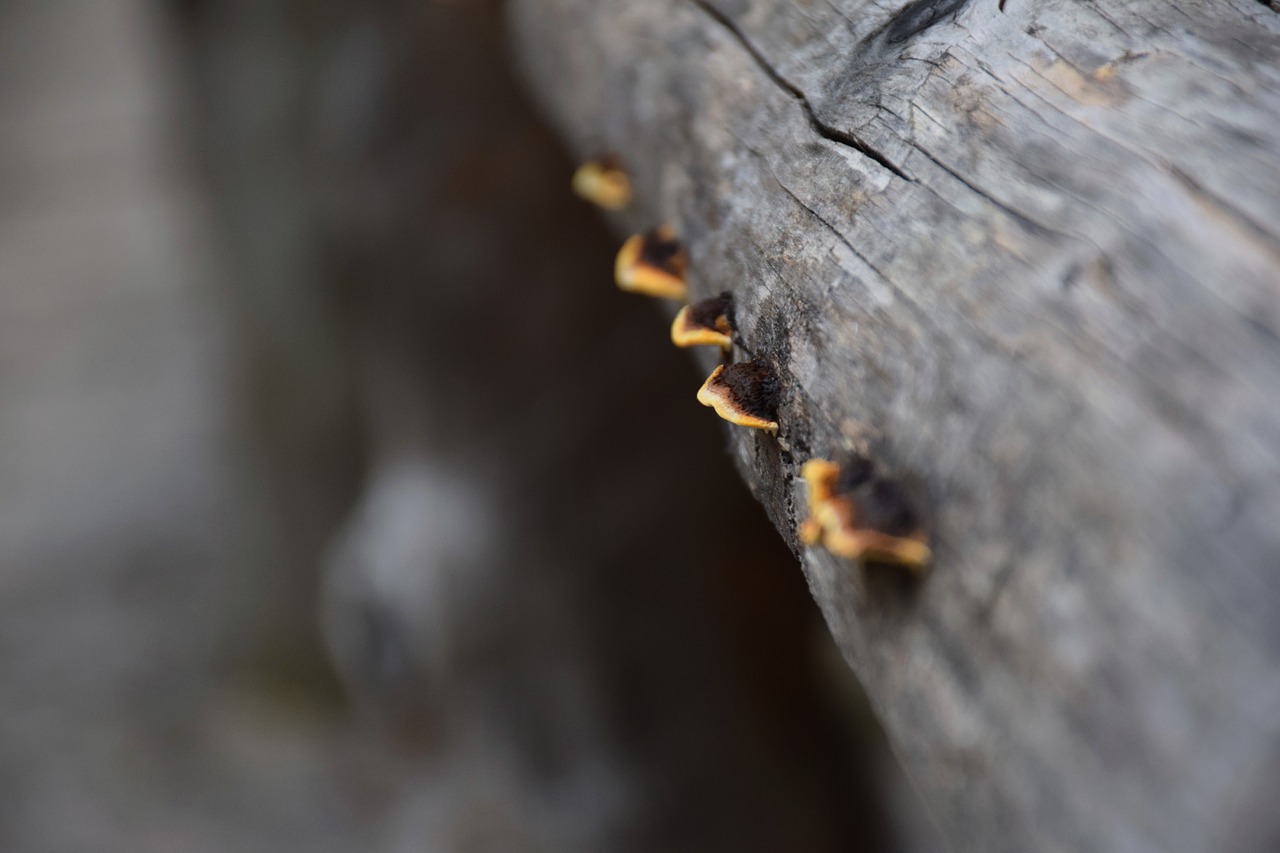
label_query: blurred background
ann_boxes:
[0,1,932,849]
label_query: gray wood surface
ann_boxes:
[509,1,1280,850]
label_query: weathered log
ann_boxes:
[175,2,917,850]
[509,1,1280,851]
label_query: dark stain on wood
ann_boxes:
[883,0,970,45]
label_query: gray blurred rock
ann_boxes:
[0,2,380,851]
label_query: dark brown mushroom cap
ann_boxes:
[833,453,876,494]
[671,291,735,349]
[593,153,625,173]
[571,156,631,209]
[636,228,684,271]
[857,478,921,538]
[800,456,930,570]
[687,291,734,328]
[614,225,688,300]
[696,360,780,433]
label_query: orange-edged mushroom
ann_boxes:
[614,225,688,300]
[696,360,779,434]
[671,292,735,350]
[800,458,930,570]
[571,156,631,210]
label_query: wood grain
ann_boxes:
[510,0,1280,850]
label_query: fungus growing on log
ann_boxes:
[671,291,735,350]
[614,225,688,300]
[514,0,1280,848]
[800,458,930,570]
[571,156,631,209]
[696,360,779,433]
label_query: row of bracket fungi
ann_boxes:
[573,158,930,571]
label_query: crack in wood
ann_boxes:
[686,0,914,181]
[1169,165,1280,259]
[907,139,1060,237]
[727,128,944,337]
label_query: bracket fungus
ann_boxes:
[614,225,688,300]
[696,360,780,434]
[671,292,735,351]
[799,458,931,570]
[571,156,631,210]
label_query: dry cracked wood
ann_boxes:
[510,0,1280,851]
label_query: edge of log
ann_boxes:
[510,0,1280,850]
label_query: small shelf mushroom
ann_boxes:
[671,292,735,351]
[800,458,930,571]
[571,157,631,210]
[696,360,779,434]
[614,225,688,300]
